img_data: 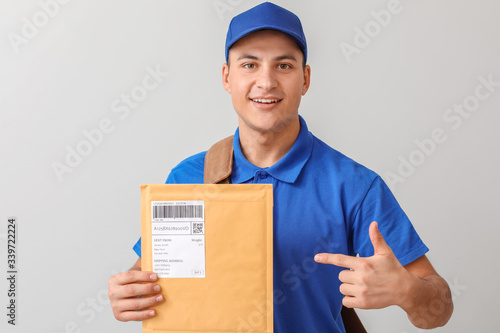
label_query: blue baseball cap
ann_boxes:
[225,2,307,63]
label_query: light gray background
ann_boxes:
[1,0,499,332]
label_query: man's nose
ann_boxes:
[256,66,278,91]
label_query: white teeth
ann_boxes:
[252,99,280,103]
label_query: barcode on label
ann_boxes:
[152,202,204,220]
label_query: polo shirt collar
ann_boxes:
[231,115,314,184]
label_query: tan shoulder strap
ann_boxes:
[202,135,366,333]
[204,135,234,184]
[341,306,367,333]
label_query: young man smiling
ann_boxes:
[223,28,310,168]
[108,3,453,332]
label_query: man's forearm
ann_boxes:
[402,273,453,329]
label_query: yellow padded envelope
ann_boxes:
[141,184,273,333]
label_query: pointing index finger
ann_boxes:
[314,253,359,270]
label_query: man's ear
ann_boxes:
[222,63,231,94]
[302,65,311,96]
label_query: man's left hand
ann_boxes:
[314,221,412,309]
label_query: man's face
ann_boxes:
[222,30,310,136]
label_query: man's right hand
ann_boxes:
[108,259,164,321]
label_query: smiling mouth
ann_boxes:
[251,98,283,104]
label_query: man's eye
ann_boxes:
[279,64,291,70]
[243,63,255,69]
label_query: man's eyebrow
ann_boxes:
[235,55,298,62]
[236,55,260,61]
[273,55,298,62]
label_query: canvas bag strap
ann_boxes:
[341,306,367,333]
[203,135,234,184]
[202,135,366,333]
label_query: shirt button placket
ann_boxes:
[255,171,268,183]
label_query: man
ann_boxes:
[108,2,453,332]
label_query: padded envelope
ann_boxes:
[141,184,273,333]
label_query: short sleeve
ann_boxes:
[351,176,429,266]
[133,237,141,257]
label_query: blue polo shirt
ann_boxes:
[133,116,428,333]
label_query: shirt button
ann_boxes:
[259,173,268,179]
